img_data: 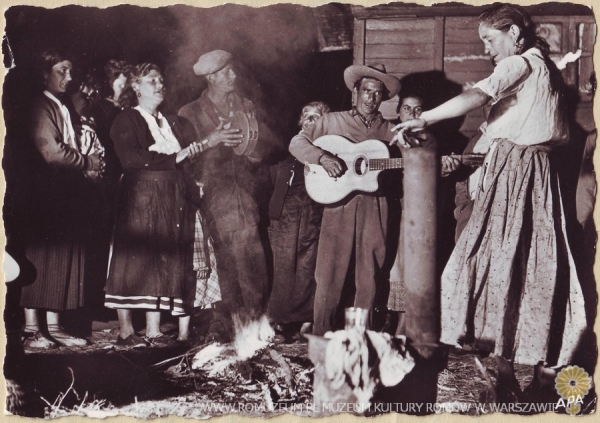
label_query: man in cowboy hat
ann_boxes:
[289,63,402,335]
[178,50,269,334]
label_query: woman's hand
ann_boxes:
[197,268,211,279]
[87,151,103,172]
[393,117,427,133]
[175,142,203,163]
[84,151,104,181]
[188,142,203,159]
[392,118,428,148]
[391,127,422,148]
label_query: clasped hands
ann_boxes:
[176,120,247,163]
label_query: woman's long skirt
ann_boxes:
[104,170,195,314]
[440,139,587,367]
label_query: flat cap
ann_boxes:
[193,50,232,76]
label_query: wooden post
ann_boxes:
[402,147,439,359]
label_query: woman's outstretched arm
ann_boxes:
[395,88,490,132]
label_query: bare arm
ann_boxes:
[395,88,490,132]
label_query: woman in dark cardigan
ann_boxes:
[104,63,204,347]
[20,50,103,348]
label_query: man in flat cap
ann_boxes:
[289,64,402,335]
[179,50,268,331]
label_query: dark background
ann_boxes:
[2,4,354,159]
[1,3,354,334]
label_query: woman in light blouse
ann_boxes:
[396,4,586,402]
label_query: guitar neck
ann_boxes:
[367,154,484,170]
[369,158,404,170]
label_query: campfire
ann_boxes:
[185,314,312,414]
[163,314,416,416]
[192,314,275,373]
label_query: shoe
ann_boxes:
[47,325,88,347]
[116,334,147,348]
[48,331,88,347]
[144,334,172,347]
[23,332,57,350]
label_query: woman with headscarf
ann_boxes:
[395,4,587,402]
[20,50,104,348]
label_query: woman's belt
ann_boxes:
[123,169,181,181]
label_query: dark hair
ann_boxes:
[298,101,331,126]
[353,77,390,101]
[479,4,550,57]
[396,92,425,114]
[78,72,101,103]
[480,4,565,95]
[38,50,72,83]
[102,59,131,99]
[119,62,162,108]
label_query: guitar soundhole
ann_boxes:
[354,156,368,176]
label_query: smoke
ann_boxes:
[164,4,320,157]
[4,4,338,157]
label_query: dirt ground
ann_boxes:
[4,317,597,418]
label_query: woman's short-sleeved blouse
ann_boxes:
[474,48,568,146]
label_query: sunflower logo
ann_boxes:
[555,365,592,400]
[555,365,593,415]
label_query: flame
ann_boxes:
[191,343,226,370]
[233,314,275,359]
[192,314,275,375]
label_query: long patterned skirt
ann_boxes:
[440,139,587,366]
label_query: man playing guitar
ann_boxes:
[289,64,404,335]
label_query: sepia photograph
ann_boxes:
[1,0,597,418]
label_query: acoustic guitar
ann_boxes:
[304,135,485,204]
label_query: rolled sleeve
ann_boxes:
[473,55,531,102]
